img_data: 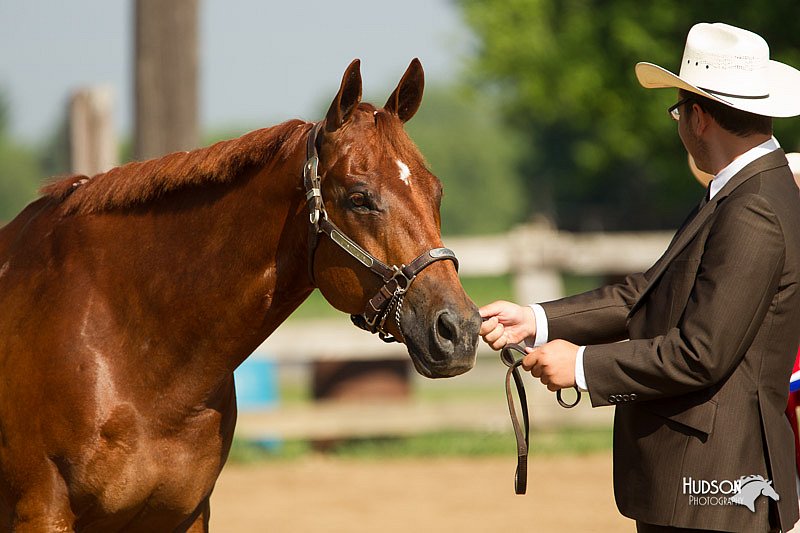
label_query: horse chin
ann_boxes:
[408,353,474,379]
[404,334,477,379]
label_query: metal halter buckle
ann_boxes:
[390,266,414,294]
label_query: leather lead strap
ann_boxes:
[499,343,581,494]
[501,344,530,495]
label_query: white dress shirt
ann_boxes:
[530,136,781,393]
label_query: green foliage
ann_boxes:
[457,0,800,230]
[406,86,528,235]
[0,89,42,223]
[0,141,40,223]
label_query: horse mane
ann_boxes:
[738,475,767,485]
[41,119,309,215]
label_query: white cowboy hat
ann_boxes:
[635,23,800,118]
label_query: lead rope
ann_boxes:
[500,343,530,495]
[499,343,582,495]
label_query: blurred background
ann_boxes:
[2,1,799,531]
[3,1,800,231]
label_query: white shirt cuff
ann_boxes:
[528,304,549,348]
[575,346,588,392]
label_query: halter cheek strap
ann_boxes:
[302,121,459,343]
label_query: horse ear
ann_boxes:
[325,59,362,132]
[384,58,424,123]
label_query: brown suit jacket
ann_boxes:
[541,150,800,532]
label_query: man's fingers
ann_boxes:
[482,323,503,343]
[522,349,537,371]
[480,321,508,351]
[524,347,546,379]
[520,341,578,391]
[479,316,498,336]
[489,336,507,351]
[479,300,509,319]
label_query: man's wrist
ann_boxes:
[575,346,588,391]
[528,304,549,347]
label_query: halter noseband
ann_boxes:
[302,122,459,343]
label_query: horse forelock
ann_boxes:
[372,105,424,157]
[40,119,309,215]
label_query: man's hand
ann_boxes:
[478,301,536,351]
[523,340,579,391]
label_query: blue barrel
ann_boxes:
[234,357,279,411]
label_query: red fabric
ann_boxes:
[787,349,800,477]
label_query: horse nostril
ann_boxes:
[435,309,458,345]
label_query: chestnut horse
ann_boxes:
[0,59,480,532]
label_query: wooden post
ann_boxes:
[69,86,118,176]
[511,218,565,304]
[134,0,199,160]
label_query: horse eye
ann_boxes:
[349,192,368,208]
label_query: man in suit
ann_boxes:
[480,23,800,532]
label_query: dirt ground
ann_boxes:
[209,452,633,532]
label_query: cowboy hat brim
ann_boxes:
[636,60,800,118]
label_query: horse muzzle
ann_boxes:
[403,301,481,378]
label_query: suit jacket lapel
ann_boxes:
[628,149,789,318]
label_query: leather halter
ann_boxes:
[500,343,582,495]
[302,122,459,343]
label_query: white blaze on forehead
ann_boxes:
[396,159,411,186]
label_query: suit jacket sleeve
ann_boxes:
[581,193,785,406]
[540,270,650,346]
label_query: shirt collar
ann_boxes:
[708,136,781,200]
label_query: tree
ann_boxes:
[457,0,800,230]
[0,90,42,223]
[406,85,528,235]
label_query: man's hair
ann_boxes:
[679,89,773,137]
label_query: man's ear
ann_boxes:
[691,102,710,134]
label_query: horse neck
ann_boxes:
[86,141,315,397]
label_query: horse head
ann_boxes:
[761,479,780,502]
[309,59,481,378]
[731,475,780,512]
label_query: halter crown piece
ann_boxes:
[302,121,459,343]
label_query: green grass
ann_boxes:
[227,427,613,464]
[228,437,311,463]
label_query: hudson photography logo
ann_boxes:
[682,475,780,511]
